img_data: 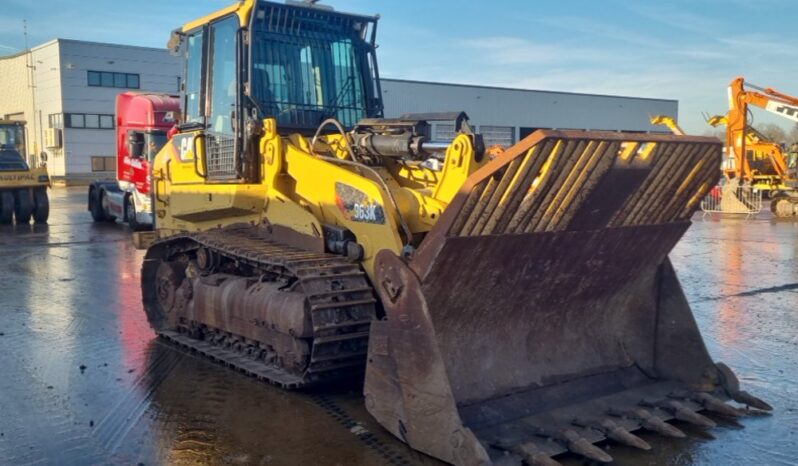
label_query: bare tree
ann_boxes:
[788,123,798,144]
[754,123,788,144]
[701,128,726,140]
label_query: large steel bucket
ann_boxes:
[364,130,770,465]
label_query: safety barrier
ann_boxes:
[700,180,762,215]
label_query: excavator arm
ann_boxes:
[726,77,798,182]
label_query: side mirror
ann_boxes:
[128,132,145,159]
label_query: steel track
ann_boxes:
[142,226,377,388]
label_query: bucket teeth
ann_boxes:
[492,441,562,466]
[693,393,742,417]
[573,417,652,451]
[598,418,652,451]
[731,390,774,411]
[653,400,716,428]
[613,408,687,438]
[560,429,613,463]
[513,443,563,466]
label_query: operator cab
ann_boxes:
[172,0,382,180]
[0,121,29,171]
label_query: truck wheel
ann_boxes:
[125,197,144,231]
[89,188,106,222]
[0,191,13,224]
[14,189,33,224]
[33,187,49,224]
[100,190,116,222]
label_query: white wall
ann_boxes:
[31,41,65,175]
[57,40,180,178]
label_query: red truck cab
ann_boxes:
[89,92,180,230]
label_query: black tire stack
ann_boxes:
[0,188,49,225]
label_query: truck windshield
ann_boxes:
[249,3,380,129]
[145,131,168,162]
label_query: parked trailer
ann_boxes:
[88,92,180,230]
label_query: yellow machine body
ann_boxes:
[140,2,773,465]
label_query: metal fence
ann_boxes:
[701,179,762,215]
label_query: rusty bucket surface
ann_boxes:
[364,130,771,465]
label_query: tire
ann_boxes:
[33,187,49,224]
[89,188,105,222]
[14,189,33,224]
[125,197,145,231]
[772,197,798,217]
[0,191,13,224]
[100,190,116,222]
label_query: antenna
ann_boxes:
[23,19,29,51]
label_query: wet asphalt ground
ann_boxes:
[0,187,795,466]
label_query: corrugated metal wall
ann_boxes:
[380,79,678,144]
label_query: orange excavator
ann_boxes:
[723,77,798,216]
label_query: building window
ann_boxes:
[87,70,140,89]
[48,113,63,129]
[65,113,115,129]
[87,72,101,86]
[127,74,140,88]
[91,156,116,172]
[85,114,100,129]
[479,125,515,147]
[100,115,114,129]
[70,114,85,128]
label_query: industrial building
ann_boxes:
[381,79,677,146]
[0,39,179,184]
[0,39,676,184]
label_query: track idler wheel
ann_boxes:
[153,260,189,328]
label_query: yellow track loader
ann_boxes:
[140,1,771,464]
[0,120,49,224]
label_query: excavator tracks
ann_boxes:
[141,225,377,388]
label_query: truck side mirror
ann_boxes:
[128,132,145,159]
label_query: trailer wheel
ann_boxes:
[33,187,49,224]
[14,189,33,224]
[125,197,146,231]
[0,191,13,224]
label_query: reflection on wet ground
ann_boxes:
[0,187,795,465]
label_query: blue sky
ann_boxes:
[1,0,796,134]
